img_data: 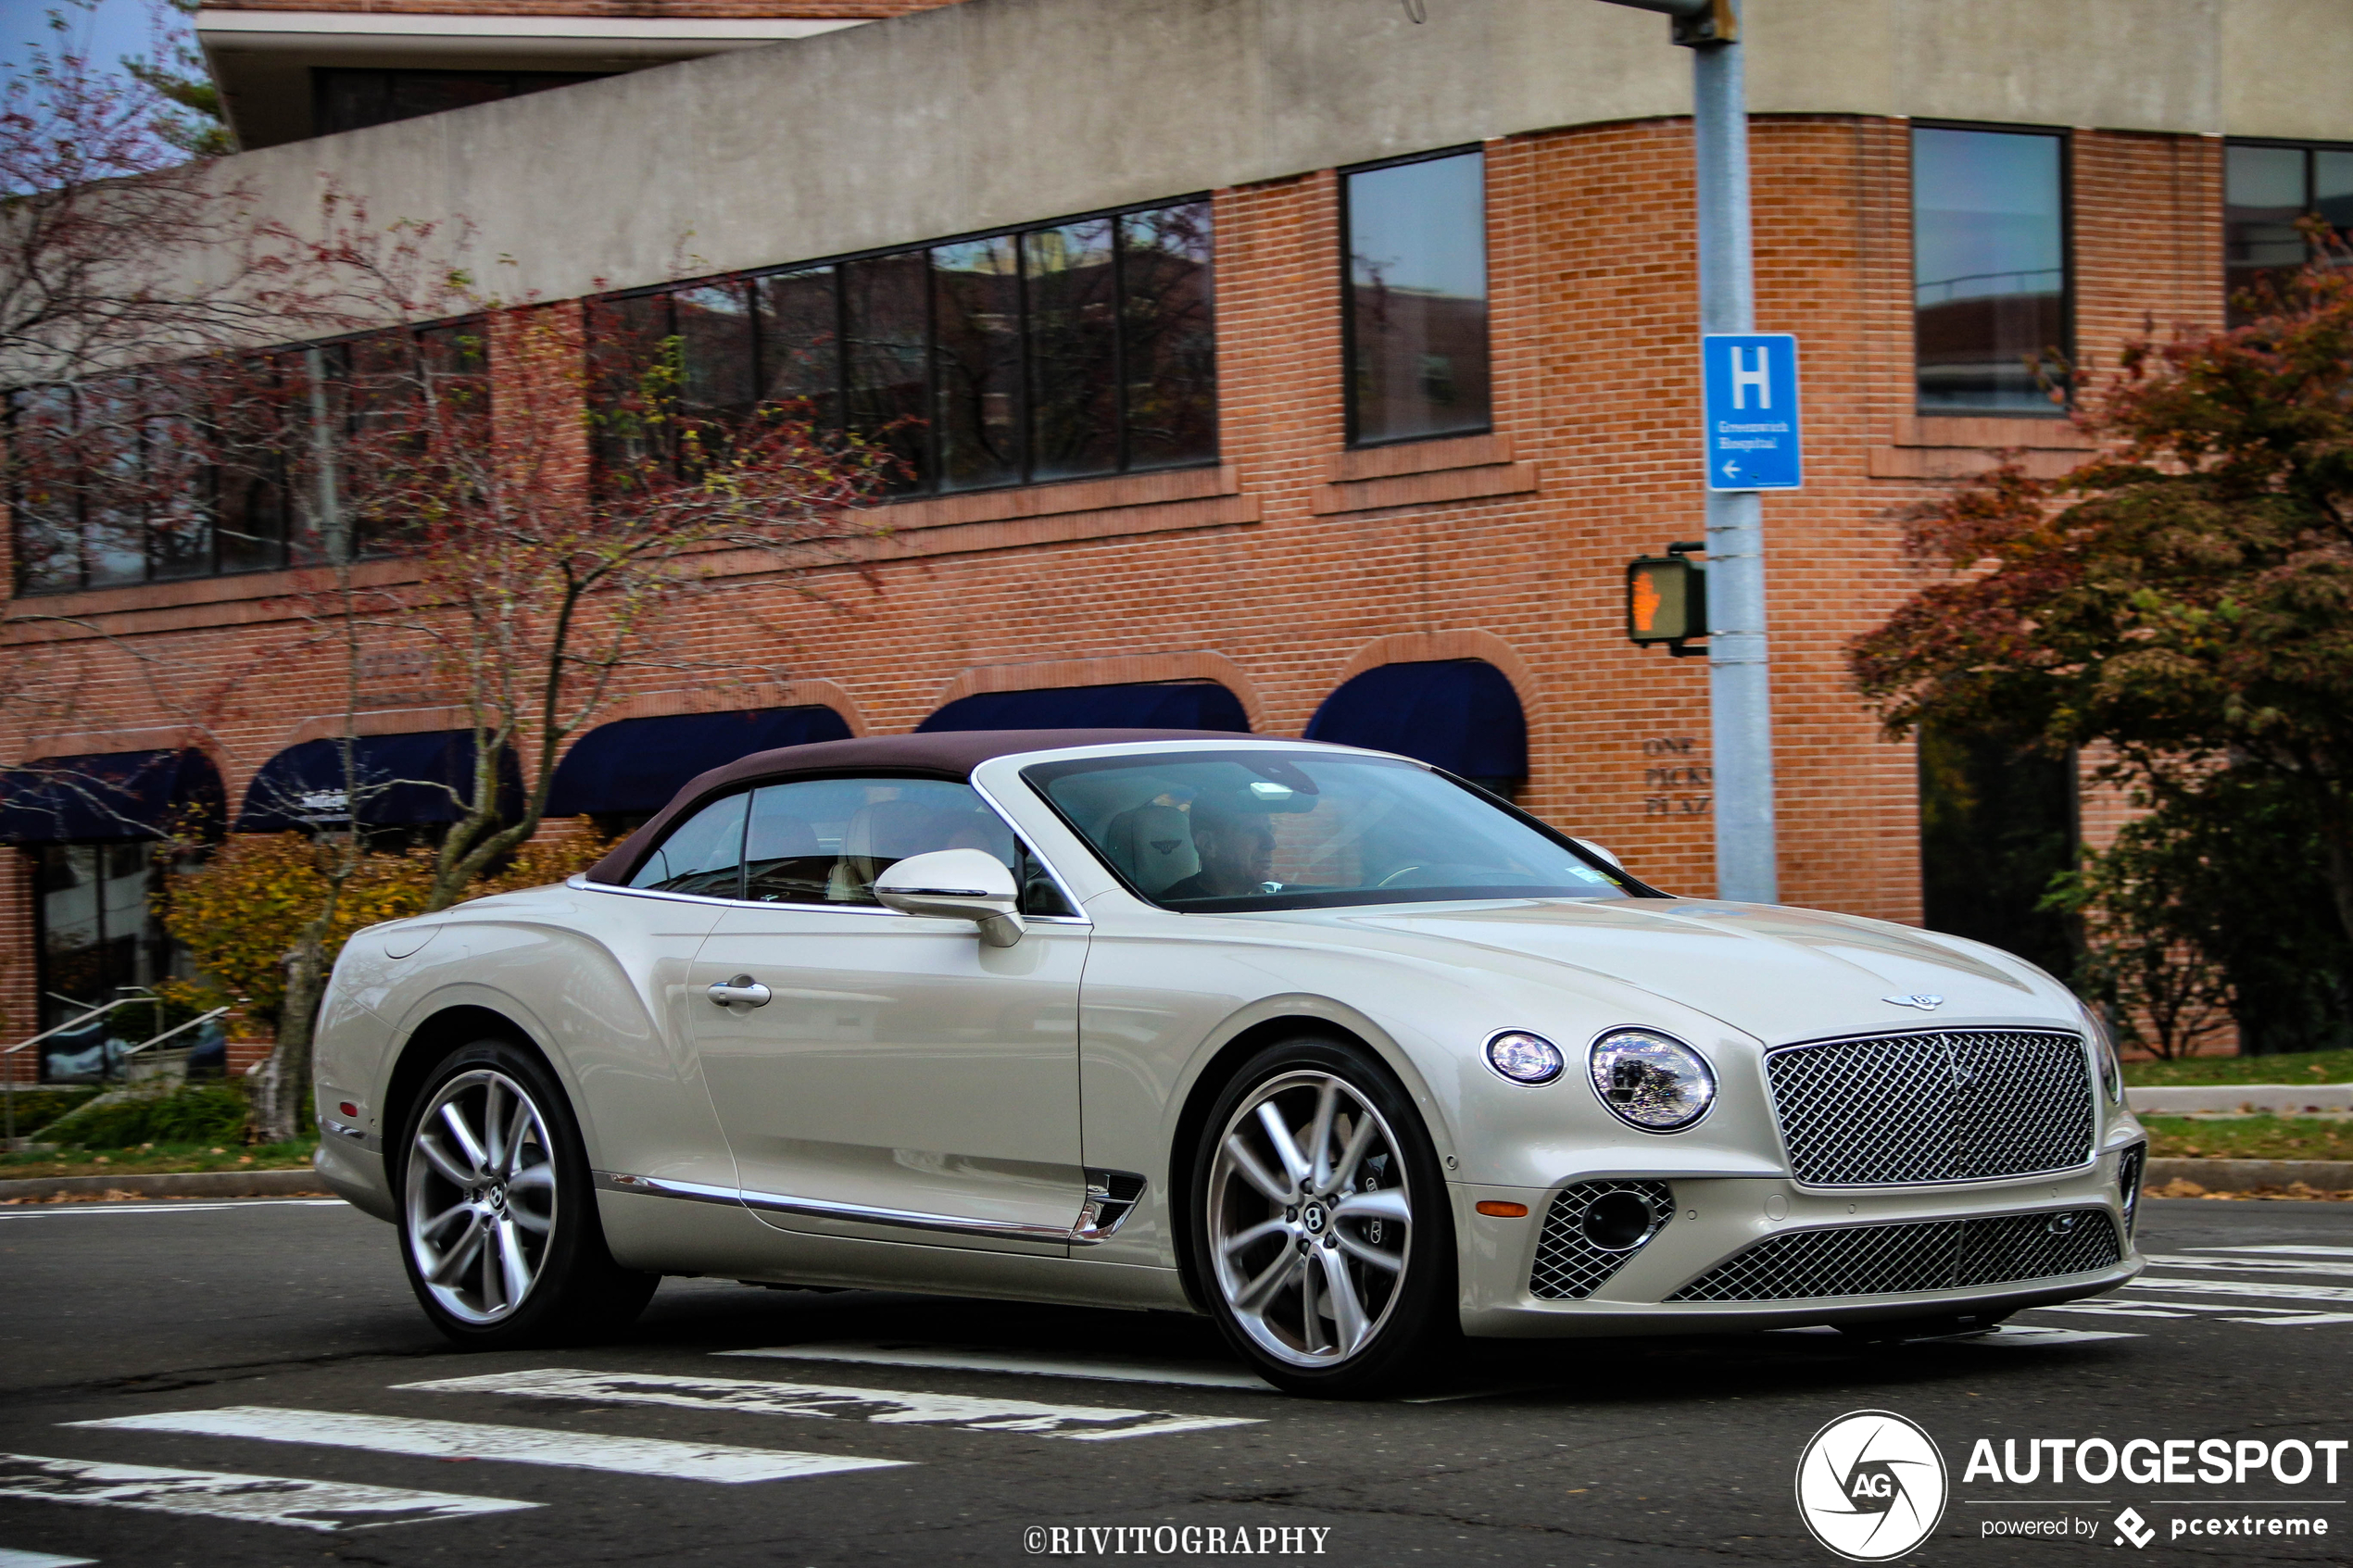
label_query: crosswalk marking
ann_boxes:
[2194,1245,2353,1259]
[2126,1275,2353,1304]
[0,1453,534,1532]
[399,1369,1261,1441]
[0,1548,99,1566]
[722,1342,1277,1393]
[2144,1252,2353,1280]
[68,1408,905,1485]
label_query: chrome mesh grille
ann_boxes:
[1667,1209,2121,1302]
[1767,1030,2095,1186]
[1529,1180,1675,1300]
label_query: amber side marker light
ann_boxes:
[1475,1201,1530,1218]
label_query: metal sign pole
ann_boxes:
[1600,0,1779,902]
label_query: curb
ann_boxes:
[2145,1157,2353,1193]
[0,1168,332,1203]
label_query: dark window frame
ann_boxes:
[1338,143,1493,450]
[2222,136,2353,325]
[6,314,486,598]
[311,67,608,138]
[585,192,1218,500]
[1909,119,2075,420]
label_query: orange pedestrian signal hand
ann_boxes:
[1630,569,1663,633]
[1626,552,1705,648]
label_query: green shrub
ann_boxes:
[1,1086,105,1137]
[46,1083,251,1149]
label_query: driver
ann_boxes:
[1159,794,1276,900]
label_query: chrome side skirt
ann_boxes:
[595,1168,1148,1247]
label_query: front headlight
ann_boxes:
[2080,1001,2123,1103]
[1589,1029,1716,1132]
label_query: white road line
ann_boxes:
[0,1549,99,1566]
[399,1369,1260,1442]
[0,1452,533,1532]
[1955,1325,2143,1347]
[2194,1245,2353,1259]
[722,1343,1277,1393]
[2127,1276,2353,1304]
[68,1407,904,1485]
[2144,1253,2353,1280]
[2036,1298,2353,1327]
[0,1201,346,1221]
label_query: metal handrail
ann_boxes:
[3,993,231,1142]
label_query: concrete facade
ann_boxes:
[6,0,2351,1072]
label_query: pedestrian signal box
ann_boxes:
[1627,546,1706,656]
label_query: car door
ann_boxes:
[686,775,1090,1255]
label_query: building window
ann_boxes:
[1343,148,1491,447]
[1917,722,2077,983]
[1912,126,2070,415]
[6,320,484,596]
[2225,140,2353,325]
[31,843,186,1049]
[313,69,606,138]
[586,197,1215,497]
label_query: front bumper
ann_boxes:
[1454,1145,2143,1337]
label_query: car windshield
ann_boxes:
[1024,750,1633,910]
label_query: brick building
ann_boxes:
[6,0,2351,1077]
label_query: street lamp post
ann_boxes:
[1601,0,1779,903]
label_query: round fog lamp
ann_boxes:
[1589,1029,1717,1131]
[1579,1189,1657,1251]
[1484,1030,1566,1085]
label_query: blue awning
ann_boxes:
[236,732,522,831]
[919,683,1250,734]
[547,706,852,816]
[1304,660,1528,780]
[0,748,225,844]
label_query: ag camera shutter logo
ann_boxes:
[1795,1410,1949,1561]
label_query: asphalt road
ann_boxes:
[0,1196,2347,1567]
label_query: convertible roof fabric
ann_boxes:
[1303,660,1527,781]
[236,731,522,832]
[583,727,1252,885]
[918,682,1249,734]
[0,747,225,844]
[547,706,851,817]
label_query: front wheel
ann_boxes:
[1188,1037,1455,1397]
[397,1037,656,1347]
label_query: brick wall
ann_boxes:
[0,112,2244,1059]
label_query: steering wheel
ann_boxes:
[1376,864,1430,888]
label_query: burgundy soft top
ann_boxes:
[582,728,1263,885]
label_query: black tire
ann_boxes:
[1185,1035,1457,1398]
[394,1036,657,1348]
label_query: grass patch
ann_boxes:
[2123,1047,2353,1087]
[0,1138,318,1182]
[2141,1115,2353,1162]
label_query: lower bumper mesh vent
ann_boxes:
[1667,1209,2121,1303]
[1529,1180,1675,1300]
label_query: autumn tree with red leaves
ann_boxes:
[1851,236,2353,1053]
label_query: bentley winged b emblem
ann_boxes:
[1884,993,1944,1011]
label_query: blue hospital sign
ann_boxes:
[1701,332,1802,491]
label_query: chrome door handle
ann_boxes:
[707,975,773,1008]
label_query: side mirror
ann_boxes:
[874,848,1026,947]
[1572,837,1624,871]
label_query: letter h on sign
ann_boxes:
[1702,332,1803,492]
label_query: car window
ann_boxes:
[742,777,1076,915]
[1025,751,1631,911]
[626,790,749,897]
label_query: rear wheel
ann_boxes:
[1188,1037,1454,1397]
[396,1037,656,1347]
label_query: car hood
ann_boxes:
[1326,897,2072,1047]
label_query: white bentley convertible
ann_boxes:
[313,731,2146,1395]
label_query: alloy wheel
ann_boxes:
[1206,1069,1413,1368]
[404,1068,558,1324]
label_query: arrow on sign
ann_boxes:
[1721,460,1741,479]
